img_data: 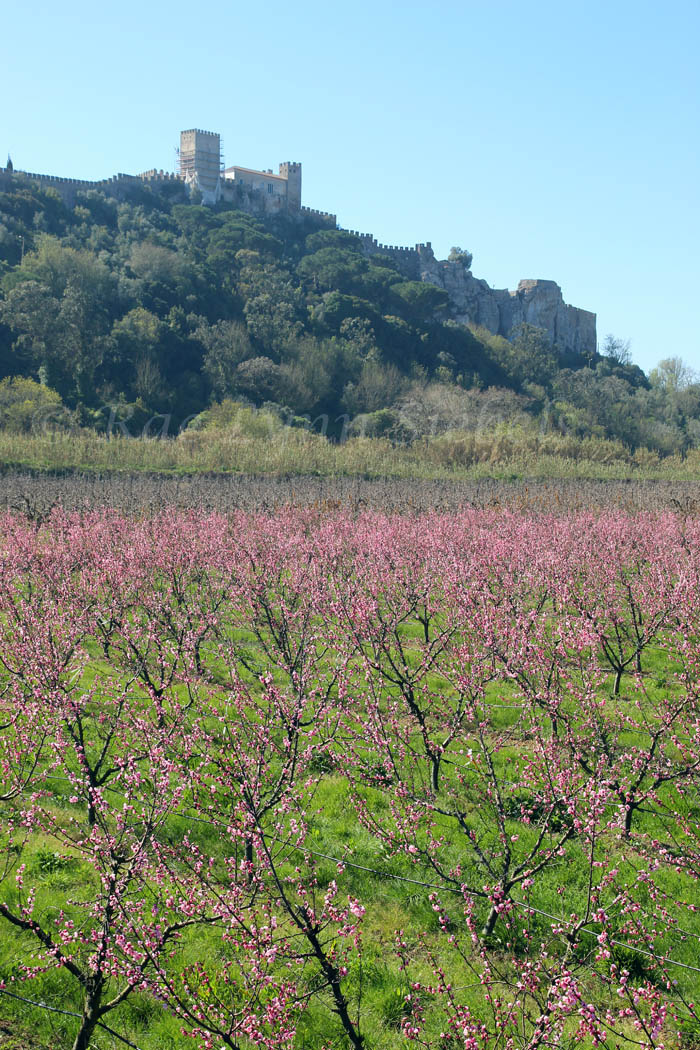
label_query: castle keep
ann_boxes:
[177,129,309,220]
[177,129,302,212]
[0,128,597,354]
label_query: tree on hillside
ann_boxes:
[0,237,118,401]
[649,356,698,393]
[197,319,254,400]
[390,280,449,320]
[602,333,632,366]
[489,323,559,389]
[448,245,473,268]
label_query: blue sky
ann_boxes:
[2,0,699,375]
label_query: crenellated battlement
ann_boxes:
[138,169,184,181]
[180,129,219,137]
[300,205,337,225]
[343,229,433,256]
[340,230,437,278]
[0,165,189,207]
[13,171,100,187]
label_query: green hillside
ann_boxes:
[0,174,698,463]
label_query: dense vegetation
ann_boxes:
[1,174,699,466]
[3,508,700,1050]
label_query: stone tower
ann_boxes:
[179,129,221,198]
[279,162,302,210]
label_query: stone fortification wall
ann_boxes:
[219,178,291,218]
[0,170,16,195]
[346,229,423,279]
[1,168,109,206]
[0,167,188,207]
[300,206,337,227]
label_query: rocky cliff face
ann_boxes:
[417,245,596,355]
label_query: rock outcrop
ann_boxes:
[416,245,596,355]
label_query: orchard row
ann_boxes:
[1,509,700,1050]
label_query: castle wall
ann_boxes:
[279,162,301,210]
[220,178,285,216]
[300,206,337,227]
[346,229,424,279]
[1,162,335,236]
[2,169,107,207]
[0,167,188,208]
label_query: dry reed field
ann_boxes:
[2,469,700,517]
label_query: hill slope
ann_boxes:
[0,174,697,458]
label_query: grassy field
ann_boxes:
[3,655,698,1050]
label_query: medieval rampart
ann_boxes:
[300,206,337,226]
[0,167,188,207]
[342,229,436,279]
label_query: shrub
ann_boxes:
[0,375,67,433]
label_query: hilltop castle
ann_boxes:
[0,128,597,354]
[178,129,302,212]
[0,128,335,225]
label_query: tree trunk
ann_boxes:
[301,918,364,1049]
[244,836,254,883]
[72,996,101,1050]
[481,903,499,939]
[328,973,365,1050]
